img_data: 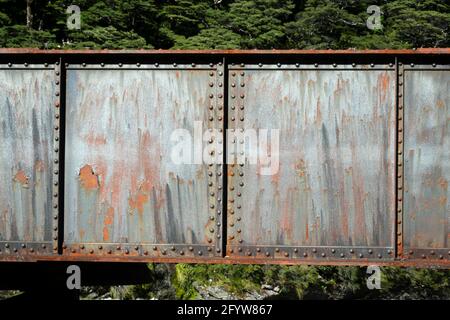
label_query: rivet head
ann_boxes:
[340,253,344,258]
[284,252,289,257]
[368,249,373,254]
[331,249,336,253]
[303,252,308,257]
[277,63,281,67]
[359,253,363,258]
[265,252,270,257]
[198,251,203,256]
[312,248,317,253]
[321,253,326,257]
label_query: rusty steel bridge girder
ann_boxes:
[0,49,449,267]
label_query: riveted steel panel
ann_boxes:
[403,65,450,261]
[63,63,224,258]
[227,64,396,261]
[0,65,58,259]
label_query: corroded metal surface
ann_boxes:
[0,51,448,267]
[403,65,450,261]
[0,64,57,256]
[63,63,224,258]
[227,64,397,261]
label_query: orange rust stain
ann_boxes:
[35,160,44,172]
[79,164,99,190]
[439,195,447,206]
[129,190,149,215]
[437,99,445,109]
[103,207,114,241]
[14,170,29,186]
[85,134,107,146]
[439,177,448,190]
[316,98,322,123]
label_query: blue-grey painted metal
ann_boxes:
[227,65,397,261]
[0,65,57,256]
[403,65,450,260]
[63,64,224,258]
[0,52,448,266]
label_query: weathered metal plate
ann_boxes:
[227,64,396,261]
[0,65,57,258]
[403,65,450,261]
[64,64,224,258]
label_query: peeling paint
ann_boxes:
[79,164,99,190]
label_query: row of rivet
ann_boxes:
[229,247,395,259]
[407,249,450,260]
[208,62,224,255]
[53,60,61,253]
[68,63,218,68]
[397,61,405,257]
[228,69,245,248]
[229,63,396,69]
[5,63,53,68]
[63,244,216,256]
[0,243,51,254]
[3,63,445,70]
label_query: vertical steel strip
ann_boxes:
[226,64,246,256]
[214,60,225,255]
[396,59,405,258]
[52,59,61,254]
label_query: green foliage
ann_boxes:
[0,0,448,49]
[167,264,450,300]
